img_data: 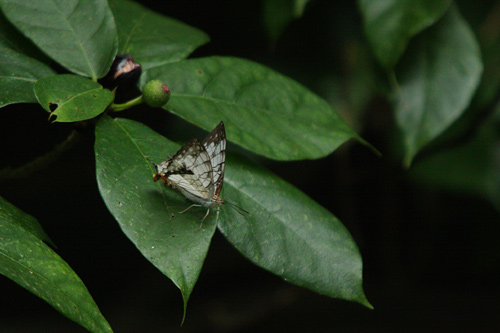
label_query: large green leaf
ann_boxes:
[0,0,118,79]
[94,115,218,321]
[394,7,483,166]
[0,197,112,332]
[34,74,114,122]
[95,116,371,313]
[358,0,451,68]
[142,56,362,161]
[0,44,55,107]
[218,155,371,307]
[109,0,209,71]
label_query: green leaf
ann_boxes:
[109,0,209,71]
[263,0,310,42]
[394,7,483,166]
[0,10,49,61]
[0,44,56,107]
[142,56,362,161]
[94,115,218,321]
[0,196,53,244]
[95,115,371,313]
[34,74,114,122]
[0,196,112,332]
[0,11,56,107]
[0,0,118,79]
[218,155,371,308]
[359,0,451,68]
[410,108,500,212]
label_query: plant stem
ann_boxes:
[109,95,144,112]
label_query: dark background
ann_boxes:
[1,0,500,331]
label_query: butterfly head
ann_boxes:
[152,159,171,183]
[211,194,225,207]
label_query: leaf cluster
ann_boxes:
[0,0,381,330]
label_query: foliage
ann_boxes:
[1,0,499,331]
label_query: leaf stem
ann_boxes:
[109,95,144,112]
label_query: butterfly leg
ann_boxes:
[179,204,201,214]
[199,208,211,229]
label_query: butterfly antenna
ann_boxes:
[225,200,249,216]
[146,157,158,170]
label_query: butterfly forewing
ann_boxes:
[202,122,226,196]
[166,139,215,199]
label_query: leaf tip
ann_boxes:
[357,136,381,157]
[354,290,374,310]
[180,296,188,326]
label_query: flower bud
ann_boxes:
[102,54,141,89]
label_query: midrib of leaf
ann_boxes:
[120,11,148,53]
[0,75,37,82]
[107,118,202,312]
[110,119,194,275]
[171,94,312,157]
[50,87,103,107]
[112,119,169,211]
[172,93,308,116]
[50,0,96,79]
[0,249,97,320]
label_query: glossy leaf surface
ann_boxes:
[94,115,218,320]
[394,8,482,165]
[0,0,118,79]
[34,74,114,122]
[95,116,371,314]
[218,155,371,307]
[0,197,112,332]
[0,45,55,107]
[109,0,209,70]
[143,56,361,161]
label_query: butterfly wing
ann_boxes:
[165,139,215,201]
[202,121,226,196]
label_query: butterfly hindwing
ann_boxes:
[202,122,226,196]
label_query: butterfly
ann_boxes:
[152,121,248,226]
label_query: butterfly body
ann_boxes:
[153,122,233,222]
